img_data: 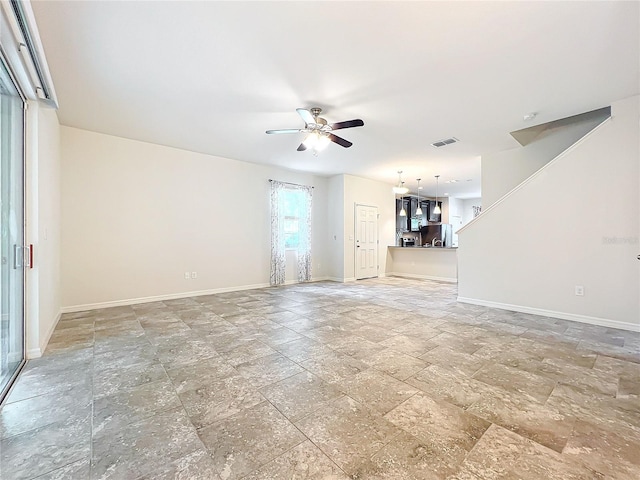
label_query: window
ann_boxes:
[269,180,313,285]
[282,188,305,248]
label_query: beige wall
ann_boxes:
[325,174,395,281]
[326,175,345,281]
[35,106,61,354]
[461,198,482,226]
[482,115,606,207]
[343,174,396,281]
[388,247,457,282]
[458,96,639,330]
[60,127,330,310]
[24,103,62,357]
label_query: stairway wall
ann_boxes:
[458,96,639,331]
[482,115,607,207]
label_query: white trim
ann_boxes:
[326,276,345,282]
[457,117,611,234]
[457,296,639,332]
[61,278,339,313]
[283,276,331,286]
[33,309,61,358]
[26,347,42,358]
[325,277,357,283]
[310,276,331,282]
[61,283,270,313]
[389,272,457,283]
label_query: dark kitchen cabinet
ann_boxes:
[397,198,442,230]
[419,200,429,226]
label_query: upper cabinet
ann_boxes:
[396,197,442,231]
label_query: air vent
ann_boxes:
[431,137,459,148]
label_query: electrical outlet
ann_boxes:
[184,272,190,280]
[575,285,584,296]
[191,272,197,279]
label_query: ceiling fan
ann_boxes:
[266,107,364,152]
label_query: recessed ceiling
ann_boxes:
[31,1,639,199]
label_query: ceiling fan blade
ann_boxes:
[330,119,364,130]
[296,108,315,125]
[328,133,353,148]
[266,129,302,134]
[297,142,307,151]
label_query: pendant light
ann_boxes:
[393,171,409,194]
[399,191,407,216]
[433,175,442,215]
[415,178,423,215]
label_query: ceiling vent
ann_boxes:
[431,137,459,148]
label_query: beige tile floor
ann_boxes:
[1,277,639,479]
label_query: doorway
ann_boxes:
[0,56,26,401]
[355,204,378,280]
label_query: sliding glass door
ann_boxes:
[0,57,25,400]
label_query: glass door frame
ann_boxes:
[0,44,28,404]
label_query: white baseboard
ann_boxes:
[283,276,332,285]
[41,310,61,355]
[324,277,357,283]
[389,272,458,283]
[61,283,272,313]
[457,296,640,332]
[27,309,62,359]
[27,347,42,359]
[61,278,339,314]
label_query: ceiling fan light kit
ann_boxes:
[266,107,364,153]
[303,131,330,151]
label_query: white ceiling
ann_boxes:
[31,1,639,199]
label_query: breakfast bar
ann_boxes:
[388,246,458,283]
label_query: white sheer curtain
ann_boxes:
[269,180,313,286]
[270,181,287,286]
[296,184,313,282]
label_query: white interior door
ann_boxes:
[355,204,378,280]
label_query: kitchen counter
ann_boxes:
[388,246,457,282]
